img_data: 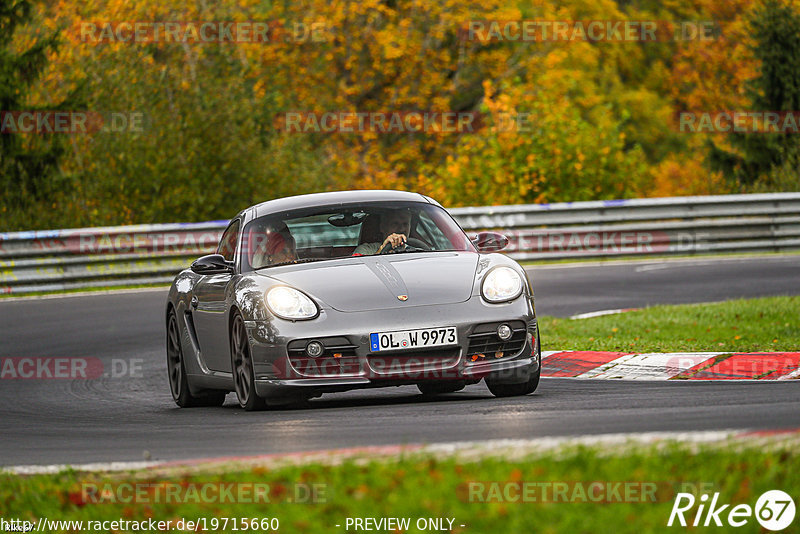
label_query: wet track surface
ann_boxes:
[1,255,798,466]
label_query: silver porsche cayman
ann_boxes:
[166,190,540,410]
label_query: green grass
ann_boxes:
[540,296,799,353]
[1,442,797,533]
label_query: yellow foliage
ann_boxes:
[650,155,731,197]
[1,0,771,230]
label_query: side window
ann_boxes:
[216,220,240,262]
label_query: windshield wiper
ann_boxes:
[255,258,328,270]
[389,248,447,254]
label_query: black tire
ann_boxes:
[167,309,226,407]
[230,311,268,411]
[417,380,466,395]
[485,332,541,398]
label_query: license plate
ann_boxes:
[370,327,458,352]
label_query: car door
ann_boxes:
[192,219,240,372]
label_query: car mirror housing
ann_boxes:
[191,254,234,275]
[472,231,509,252]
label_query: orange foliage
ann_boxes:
[0,0,772,229]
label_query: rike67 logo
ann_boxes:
[668,490,795,531]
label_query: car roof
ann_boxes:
[249,190,434,219]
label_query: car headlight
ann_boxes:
[265,286,319,320]
[481,266,523,303]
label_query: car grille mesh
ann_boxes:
[287,337,360,377]
[466,321,527,362]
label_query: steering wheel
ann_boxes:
[406,237,431,250]
[379,237,431,254]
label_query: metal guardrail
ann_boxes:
[1,193,798,294]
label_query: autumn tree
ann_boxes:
[710,0,800,187]
[0,0,82,222]
[1,0,771,230]
[647,0,756,196]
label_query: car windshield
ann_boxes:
[240,201,475,271]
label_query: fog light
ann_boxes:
[497,324,513,340]
[306,340,324,358]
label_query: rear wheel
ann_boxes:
[231,312,267,411]
[485,332,541,398]
[167,309,226,407]
[417,380,466,395]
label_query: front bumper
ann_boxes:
[244,295,539,402]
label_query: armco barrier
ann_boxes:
[1,193,798,294]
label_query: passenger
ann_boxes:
[252,223,297,268]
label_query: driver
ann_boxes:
[252,223,297,268]
[353,209,412,255]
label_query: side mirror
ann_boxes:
[471,231,509,252]
[191,254,234,275]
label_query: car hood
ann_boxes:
[260,252,478,312]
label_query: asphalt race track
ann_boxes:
[1,255,798,467]
[528,254,800,317]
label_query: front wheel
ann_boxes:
[485,332,541,398]
[230,312,267,411]
[167,309,226,407]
